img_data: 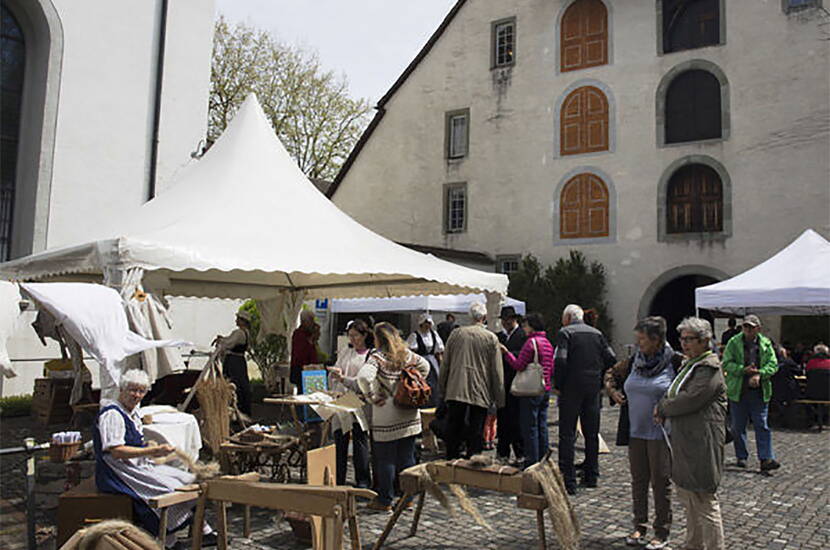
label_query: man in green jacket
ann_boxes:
[721,315,780,471]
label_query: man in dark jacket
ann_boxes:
[554,304,617,494]
[497,306,527,464]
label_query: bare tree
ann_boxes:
[210,17,371,180]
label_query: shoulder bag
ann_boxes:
[510,338,546,397]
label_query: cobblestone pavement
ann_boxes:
[2,405,828,549]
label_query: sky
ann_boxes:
[215,0,457,105]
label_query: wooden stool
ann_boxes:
[57,477,133,547]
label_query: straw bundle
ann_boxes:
[149,443,221,481]
[195,357,233,454]
[525,452,581,550]
[76,519,160,550]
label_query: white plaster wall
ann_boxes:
[333,0,830,346]
[46,0,214,247]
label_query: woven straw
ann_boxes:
[195,355,233,454]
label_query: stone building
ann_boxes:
[330,0,830,344]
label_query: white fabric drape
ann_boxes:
[256,289,305,342]
[115,267,185,384]
[20,282,190,402]
[0,282,23,396]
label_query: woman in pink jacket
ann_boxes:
[501,312,555,469]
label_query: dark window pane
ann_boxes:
[446,186,466,233]
[0,5,24,261]
[665,69,721,143]
[663,0,720,53]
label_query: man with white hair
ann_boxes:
[439,302,505,458]
[93,369,216,549]
[554,304,617,494]
[290,309,319,389]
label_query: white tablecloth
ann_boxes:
[139,406,202,461]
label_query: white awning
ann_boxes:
[331,294,526,315]
[695,229,830,315]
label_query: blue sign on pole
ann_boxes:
[315,298,328,311]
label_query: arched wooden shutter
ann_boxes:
[666,164,723,233]
[561,0,608,72]
[560,173,609,239]
[561,86,609,156]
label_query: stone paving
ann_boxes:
[1,405,828,549]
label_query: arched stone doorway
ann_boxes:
[639,266,728,349]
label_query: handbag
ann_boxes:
[510,338,546,397]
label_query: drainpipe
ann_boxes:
[147,0,168,201]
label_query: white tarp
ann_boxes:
[695,229,830,315]
[20,282,190,401]
[0,95,507,302]
[0,282,23,387]
[331,293,526,315]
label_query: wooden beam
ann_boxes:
[425,463,524,494]
[148,490,200,509]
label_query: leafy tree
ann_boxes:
[508,251,614,341]
[210,17,372,180]
[238,300,287,394]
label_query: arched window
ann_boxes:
[1,5,25,261]
[561,86,609,155]
[665,69,721,144]
[666,164,722,234]
[662,0,721,54]
[561,0,608,72]
[560,173,609,239]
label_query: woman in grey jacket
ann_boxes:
[655,317,727,550]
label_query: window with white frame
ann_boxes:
[497,255,520,275]
[444,183,467,234]
[445,109,469,159]
[492,17,516,68]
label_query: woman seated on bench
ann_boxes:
[805,344,830,401]
[93,369,216,549]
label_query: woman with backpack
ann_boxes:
[357,322,430,511]
[500,312,555,470]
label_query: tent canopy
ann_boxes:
[331,293,526,315]
[0,96,507,301]
[695,229,830,315]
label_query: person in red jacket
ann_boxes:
[290,310,319,390]
[805,344,830,404]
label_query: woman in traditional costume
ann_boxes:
[213,310,253,415]
[93,369,216,549]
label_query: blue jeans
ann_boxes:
[519,391,550,469]
[373,435,416,505]
[730,391,775,461]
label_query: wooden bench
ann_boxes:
[57,477,133,547]
[793,399,830,431]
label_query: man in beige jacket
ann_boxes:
[440,302,505,459]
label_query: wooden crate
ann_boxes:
[32,378,75,425]
[57,477,133,547]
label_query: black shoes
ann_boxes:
[760,459,781,471]
[565,484,577,495]
[581,478,598,488]
[735,459,747,468]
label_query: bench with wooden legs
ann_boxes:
[793,399,830,431]
[147,472,261,546]
[190,479,376,550]
[372,459,562,550]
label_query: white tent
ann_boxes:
[695,229,830,315]
[331,293,526,315]
[0,95,507,301]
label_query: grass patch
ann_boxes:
[0,394,33,417]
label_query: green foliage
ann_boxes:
[210,17,372,180]
[0,394,32,417]
[239,300,288,394]
[508,250,614,341]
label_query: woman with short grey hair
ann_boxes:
[655,317,727,550]
[605,316,681,549]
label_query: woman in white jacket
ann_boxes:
[328,319,373,488]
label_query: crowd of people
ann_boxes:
[94,302,824,550]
